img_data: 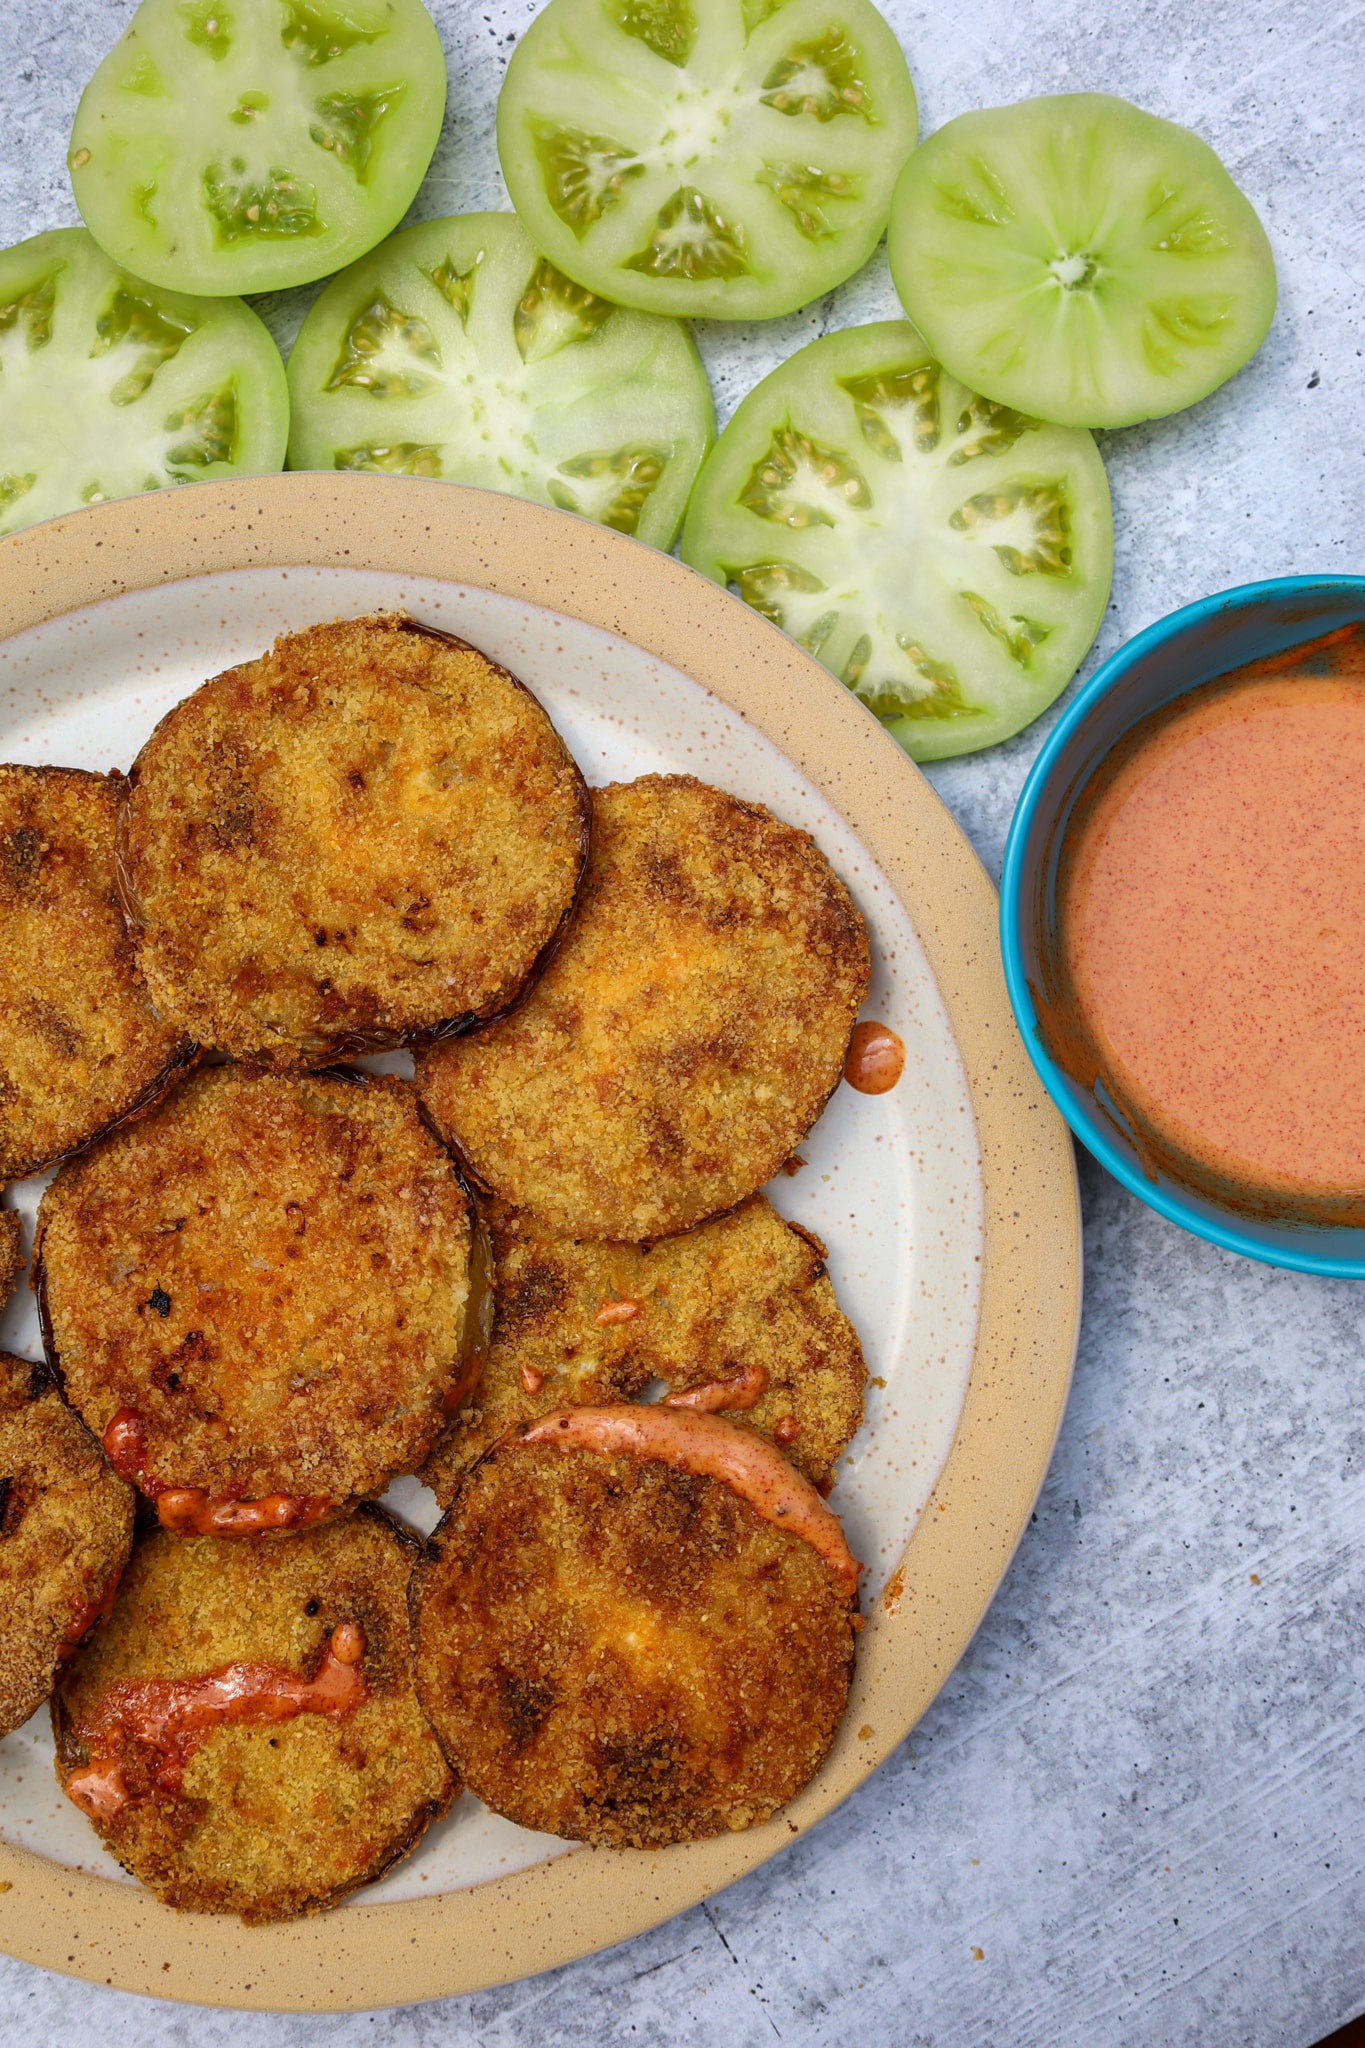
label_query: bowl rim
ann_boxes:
[1000,571,1365,1278]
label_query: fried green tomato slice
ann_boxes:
[498,0,917,320]
[287,211,713,551]
[53,1511,455,1922]
[0,1212,22,1310]
[680,320,1112,762]
[411,1409,859,1846]
[34,1067,471,1526]
[416,775,869,1240]
[888,94,1277,428]
[0,766,195,1182]
[0,1351,134,1739]
[0,227,288,537]
[120,613,591,1066]
[421,1193,866,1501]
[69,0,447,297]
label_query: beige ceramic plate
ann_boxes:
[0,476,1079,2010]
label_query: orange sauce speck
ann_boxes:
[844,1022,905,1094]
[772,1415,801,1446]
[594,1298,641,1326]
[664,1362,768,1414]
[65,1625,367,1822]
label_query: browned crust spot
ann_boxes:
[0,766,194,1180]
[0,1350,134,1738]
[35,1066,472,1507]
[411,1433,856,1848]
[52,1511,455,1922]
[120,614,591,1067]
[417,775,870,1240]
[0,1210,21,1311]
[420,1194,866,1501]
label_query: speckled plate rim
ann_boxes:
[0,474,1080,2013]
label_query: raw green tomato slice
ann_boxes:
[286,212,714,548]
[68,0,446,296]
[888,94,1277,428]
[680,321,1112,762]
[0,227,288,538]
[496,0,917,321]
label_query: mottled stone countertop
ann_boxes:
[1,1,1363,2042]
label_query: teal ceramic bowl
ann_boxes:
[1000,575,1365,1275]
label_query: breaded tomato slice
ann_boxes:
[120,614,590,1067]
[0,1350,133,1738]
[417,776,870,1239]
[35,1067,473,1530]
[0,766,194,1179]
[421,1194,866,1501]
[53,1511,454,1922]
[411,1407,860,1848]
[0,1209,20,1309]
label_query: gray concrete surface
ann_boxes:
[1,0,1363,2040]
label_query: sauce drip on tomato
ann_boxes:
[101,1409,332,1535]
[521,1405,860,1596]
[65,1623,367,1822]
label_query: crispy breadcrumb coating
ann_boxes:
[0,1209,21,1310]
[120,614,590,1066]
[417,775,869,1239]
[0,766,193,1179]
[421,1195,865,1499]
[412,1422,858,1847]
[0,1350,133,1737]
[36,1067,471,1510]
[52,1512,454,1921]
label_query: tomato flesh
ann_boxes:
[498,0,917,320]
[0,228,288,537]
[70,0,447,296]
[680,321,1113,761]
[889,94,1277,428]
[287,213,714,549]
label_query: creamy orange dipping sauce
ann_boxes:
[1048,622,1365,1214]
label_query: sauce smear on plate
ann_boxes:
[1049,622,1365,1214]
